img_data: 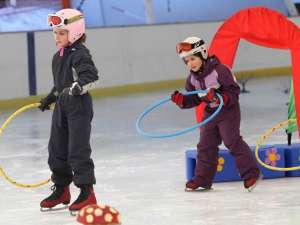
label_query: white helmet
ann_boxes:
[48,8,85,44]
[176,36,208,59]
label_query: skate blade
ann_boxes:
[69,209,79,217]
[40,204,69,212]
[185,187,212,192]
[247,174,263,192]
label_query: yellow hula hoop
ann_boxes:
[0,103,51,188]
[255,118,300,171]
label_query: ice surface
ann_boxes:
[1,76,299,225]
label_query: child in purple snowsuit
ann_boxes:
[171,36,261,191]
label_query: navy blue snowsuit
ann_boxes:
[44,41,99,186]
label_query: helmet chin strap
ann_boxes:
[59,47,64,57]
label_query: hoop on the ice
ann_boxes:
[136,90,223,138]
[0,103,51,188]
[255,118,300,171]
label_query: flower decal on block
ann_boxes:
[265,148,281,166]
[217,157,225,172]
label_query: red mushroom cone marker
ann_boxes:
[77,204,121,225]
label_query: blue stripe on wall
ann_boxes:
[27,32,37,96]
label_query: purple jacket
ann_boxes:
[182,56,240,111]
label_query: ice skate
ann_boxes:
[69,185,97,216]
[185,180,212,192]
[40,184,71,212]
[244,173,263,192]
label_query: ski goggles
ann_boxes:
[176,40,205,54]
[48,14,83,27]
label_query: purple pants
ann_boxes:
[193,104,260,188]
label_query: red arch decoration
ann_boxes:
[196,7,300,136]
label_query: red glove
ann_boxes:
[201,88,216,103]
[216,93,229,106]
[202,88,229,106]
[171,90,184,107]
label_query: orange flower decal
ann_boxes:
[265,148,280,166]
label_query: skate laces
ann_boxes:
[47,184,65,200]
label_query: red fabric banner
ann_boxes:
[196,7,300,136]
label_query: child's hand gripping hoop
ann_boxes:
[136,90,223,138]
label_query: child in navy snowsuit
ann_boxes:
[172,36,261,191]
[39,8,99,212]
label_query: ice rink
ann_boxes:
[1,75,300,225]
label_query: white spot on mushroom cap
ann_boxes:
[86,214,94,224]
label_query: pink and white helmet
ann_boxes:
[48,8,85,44]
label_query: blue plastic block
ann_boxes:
[185,150,197,181]
[185,149,241,182]
[185,144,286,183]
[213,149,241,182]
[253,146,285,179]
[282,143,300,177]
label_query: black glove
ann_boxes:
[39,94,56,112]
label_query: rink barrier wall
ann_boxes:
[2,17,299,102]
[0,66,290,110]
[185,143,300,182]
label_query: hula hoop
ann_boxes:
[255,118,300,171]
[0,103,51,188]
[136,90,223,138]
